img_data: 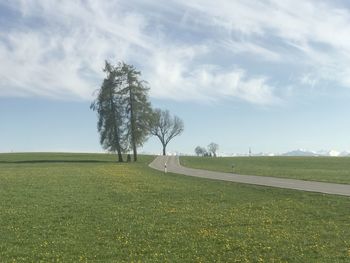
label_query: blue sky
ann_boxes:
[1,0,350,155]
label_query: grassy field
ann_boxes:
[1,153,350,262]
[180,156,350,184]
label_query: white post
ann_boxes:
[164,162,167,173]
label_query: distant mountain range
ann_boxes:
[282,149,350,157]
[282,149,318,157]
[218,149,350,157]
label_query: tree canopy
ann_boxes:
[195,146,207,156]
[195,143,219,157]
[208,142,219,157]
[149,109,184,155]
[90,61,125,162]
[91,61,153,162]
[117,62,153,161]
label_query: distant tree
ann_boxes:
[90,61,125,162]
[195,146,203,156]
[195,146,206,156]
[208,142,219,157]
[149,109,184,155]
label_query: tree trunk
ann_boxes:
[128,82,137,162]
[107,81,123,163]
[133,144,137,162]
[117,150,123,162]
[162,144,166,156]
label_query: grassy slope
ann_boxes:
[0,153,350,262]
[181,156,350,184]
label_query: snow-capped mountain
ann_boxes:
[339,151,350,157]
[282,149,318,156]
[209,149,350,157]
[316,150,340,157]
[252,152,276,157]
[282,149,350,157]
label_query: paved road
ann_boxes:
[149,155,350,197]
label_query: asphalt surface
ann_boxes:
[149,155,350,197]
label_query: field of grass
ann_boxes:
[1,153,350,262]
[180,156,350,184]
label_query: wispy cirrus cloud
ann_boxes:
[146,46,279,105]
[0,0,152,100]
[179,0,350,90]
[1,0,350,104]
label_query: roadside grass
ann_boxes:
[181,156,350,184]
[0,153,350,262]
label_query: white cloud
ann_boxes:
[0,0,152,100]
[300,73,319,89]
[222,40,281,62]
[178,0,350,89]
[2,0,350,104]
[146,46,279,105]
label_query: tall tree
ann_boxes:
[90,61,125,162]
[208,142,219,157]
[118,62,153,161]
[149,109,184,155]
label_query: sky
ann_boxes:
[1,0,350,155]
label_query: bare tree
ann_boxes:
[208,142,219,157]
[149,109,184,155]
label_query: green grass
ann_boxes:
[1,153,350,262]
[181,156,350,184]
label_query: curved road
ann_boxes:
[149,155,350,197]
